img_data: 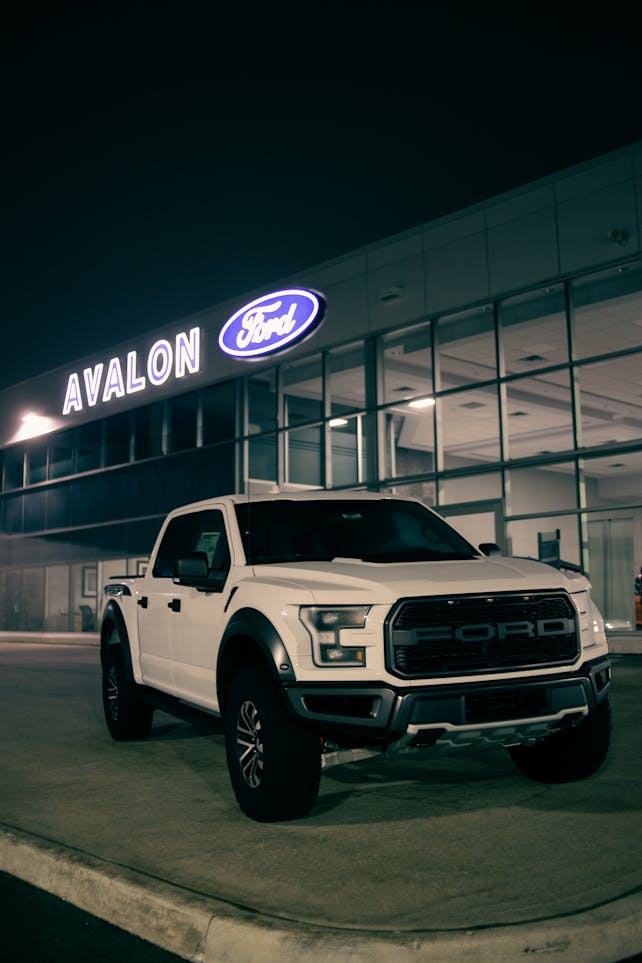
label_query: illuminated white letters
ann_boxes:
[103,358,126,402]
[62,327,201,415]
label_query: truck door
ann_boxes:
[152,507,231,710]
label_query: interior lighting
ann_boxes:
[329,417,349,427]
[407,397,435,410]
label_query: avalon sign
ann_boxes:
[218,288,325,359]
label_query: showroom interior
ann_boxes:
[1,140,641,636]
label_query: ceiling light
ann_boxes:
[518,354,547,363]
[329,417,349,427]
[408,397,435,410]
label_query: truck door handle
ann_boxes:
[168,598,181,613]
[138,597,148,608]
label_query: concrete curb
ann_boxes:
[2,825,641,962]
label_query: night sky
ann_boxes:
[2,8,641,389]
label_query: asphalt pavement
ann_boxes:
[1,639,641,962]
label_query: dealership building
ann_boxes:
[1,140,641,637]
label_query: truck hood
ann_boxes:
[250,556,589,604]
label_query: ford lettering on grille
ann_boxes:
[386,592,579,678]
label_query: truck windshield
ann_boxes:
[235,499,478,565]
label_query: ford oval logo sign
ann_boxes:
[218,288,326,360]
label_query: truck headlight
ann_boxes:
[300,606,370,667]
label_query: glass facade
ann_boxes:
[1,251,642,635]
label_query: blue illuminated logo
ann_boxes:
[218,289,326,359]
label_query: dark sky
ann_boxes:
[2,8,641,389]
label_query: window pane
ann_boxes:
[438,472,502,505]
[438,305,496,386]
[329,343,365,416]
[381,321,432,406]
[283,355,323,426]
[26,441,48,484]
[506,371,574,458]
[50,430,74,479]
[384,479,436,506]
[249,433,276,483]
[105,412,131,466]
[577,353,642,448]
[439,385,500,469]
[584,452,642,509]
[501,285,567,375]
[573,260,642,360]
[507,462,578,515]
[248,369,277,433]
[382,405,434,480]
[168,391,197,452]
[330,415,363,487]
[286,426,322,487]
[77,422,102,473]
[202,381,236,444]
[3,447,25,490]
[507,514,580,569]
[134,403,163,460]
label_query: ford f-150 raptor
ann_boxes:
[100,491,611,822]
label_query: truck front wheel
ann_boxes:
[508,696,611,783]
[102,636,153,741]
[225,664,321,822]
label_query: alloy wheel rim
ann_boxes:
[236,699,263,788]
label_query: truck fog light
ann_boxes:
[320,645,366,664]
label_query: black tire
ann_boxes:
[508,696,611,783]
[225,663,321,822]
[102,635,153,741]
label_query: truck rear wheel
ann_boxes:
[225,663,321,822]
[102,635,153,741]
[508,696,611,783]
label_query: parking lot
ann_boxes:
[1,641,641,962]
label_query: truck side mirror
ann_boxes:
[173,552,209,583]
[479,542,501,557]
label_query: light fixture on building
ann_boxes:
[378,285,405,303]
[605,228,630,246]
[13,412,57,441]
[408,397,435,410]
[329,417,349,428]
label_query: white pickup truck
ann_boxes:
[100,491,611,822]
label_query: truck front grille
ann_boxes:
[387,591,579,678]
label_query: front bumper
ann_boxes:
[281,656,611,748]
